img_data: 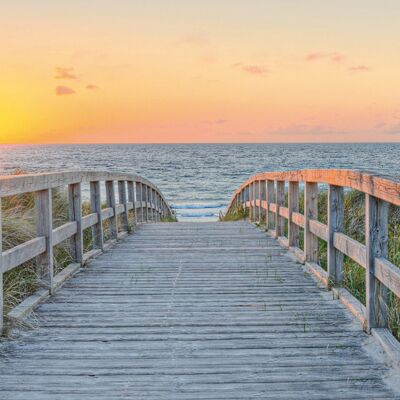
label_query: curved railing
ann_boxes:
[0,171,174,332]
[226,169,400,337]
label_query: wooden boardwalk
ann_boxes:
[0,222,398,399]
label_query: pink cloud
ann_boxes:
[348,65,371,72]
[86,84,99,90]
[54,67,77,79]
[56,86,76,95]
[242,65,269,75]
[304,52,346,63]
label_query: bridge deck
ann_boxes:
[0,222,397,399]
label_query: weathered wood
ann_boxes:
[333,232,366,268]
[90,181,104,251]
[135,182,143,223]
[267,181,274,230]
[118,181,129,232]
[304,182,318,263]
[101,207,114,221]
[328,185,344,284]
[2,237,46,273]
[366,195,389,330]
[309,219,328,242]
[127,181,136,226]
[275,181,285,238]
[0,199,3,333]
[143,184,149,222]
[81,213,98,231]
[374,257,400,298]
[105,181,118,238]
[288,181,299,247]
[53,221,78,246]
[278,206,289,219]
[68,183,83,264]
[35,189,54,292]
[292,211,305,228]
[0,221,396,399]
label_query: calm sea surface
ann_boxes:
[0,143,399,221]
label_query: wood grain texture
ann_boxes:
[304,182,318,263]
[0,221,396,399]
[68,183,83,265]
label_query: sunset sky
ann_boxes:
[1,0,400,144]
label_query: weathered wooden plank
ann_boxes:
[266,180,275,230]
[328,185,344,284]
[105,181,118,238]
[90,181,104,251]
[53,221,78,246]
[81,213,98,231]
[278,206,289,219]
[288,182,299,248]
[275,181,285,238]
[0,198,2,333]
[35,189,54,292]
[291,211,305,228]
[118,180,129,232]
[304,182,318,263]
[68,183,83,265]
[2,237,46,273]
[333,232,366,267]
[374,257,400,298]
[309,219,328,242]
[366,195,389,329]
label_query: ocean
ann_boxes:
[0,143,399,221]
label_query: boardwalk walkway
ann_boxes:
[0,222,398,399]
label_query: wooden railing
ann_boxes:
[0,171,174,332]
[226,169,400,334]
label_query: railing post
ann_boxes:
[118,181,129,232]
[288,181,299,247]
[275,180,285,238]
[304,182,318,262]
[105,180,118,239]
[35,189,54,293]
[266,180,275,230]
[254,181,259,222]
[68,183,83,265]
[136,182,143,223]
[127,181,136,227]
[248,184,253,221]
[0,199,3,334]
[328,185,344,284]
[366,194,389,330]
[259,180,266,224]
[144,185,149,222]
[90,181,104,251]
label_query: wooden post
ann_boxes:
[118,181,129,232]
[127,181,136,227]
[259,180,266,223]
[68,183,83,264]
[35,189,54,293]
[105,180,118,238]
[304,182,318,262]
[328,185,344,284]
[90,181,104,251]
[266,180,275,230]
[248,184,253,221]
[275,181,285,238]
[255,180,260,222]
[288,181,299,247]
[136,182,143,223]
[366,194,389,330]
[253,182,257,222]
[0,199,3,334]
[143,185,149,222]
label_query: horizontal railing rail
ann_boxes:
[225,169,400,336]
[0,170,174,332]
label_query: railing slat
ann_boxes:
[305,182,318,263]
[288,182,299,248]
[68,183,83,265]
[53,221,78,246]
[333,232,366,267]
[118,181,129,232]
[81,213,98,230]
[105,181,118,238]
[291,211,305,228]
[375,257,400,299]
[309,220,328,242]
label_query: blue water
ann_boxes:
[0,143,399,221]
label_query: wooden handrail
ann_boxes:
[0,170,174,332]
[226,169,400,333]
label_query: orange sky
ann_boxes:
[1,0,400,144]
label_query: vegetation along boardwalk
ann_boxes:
[0,170,399,398]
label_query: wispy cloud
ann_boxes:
[234,63,269,76]
[348,65,371,72]
[86,84,99,90]
[56,86,76,95]
[177,32,209,47]
[54,67,77,79]
[304,52,346,63]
